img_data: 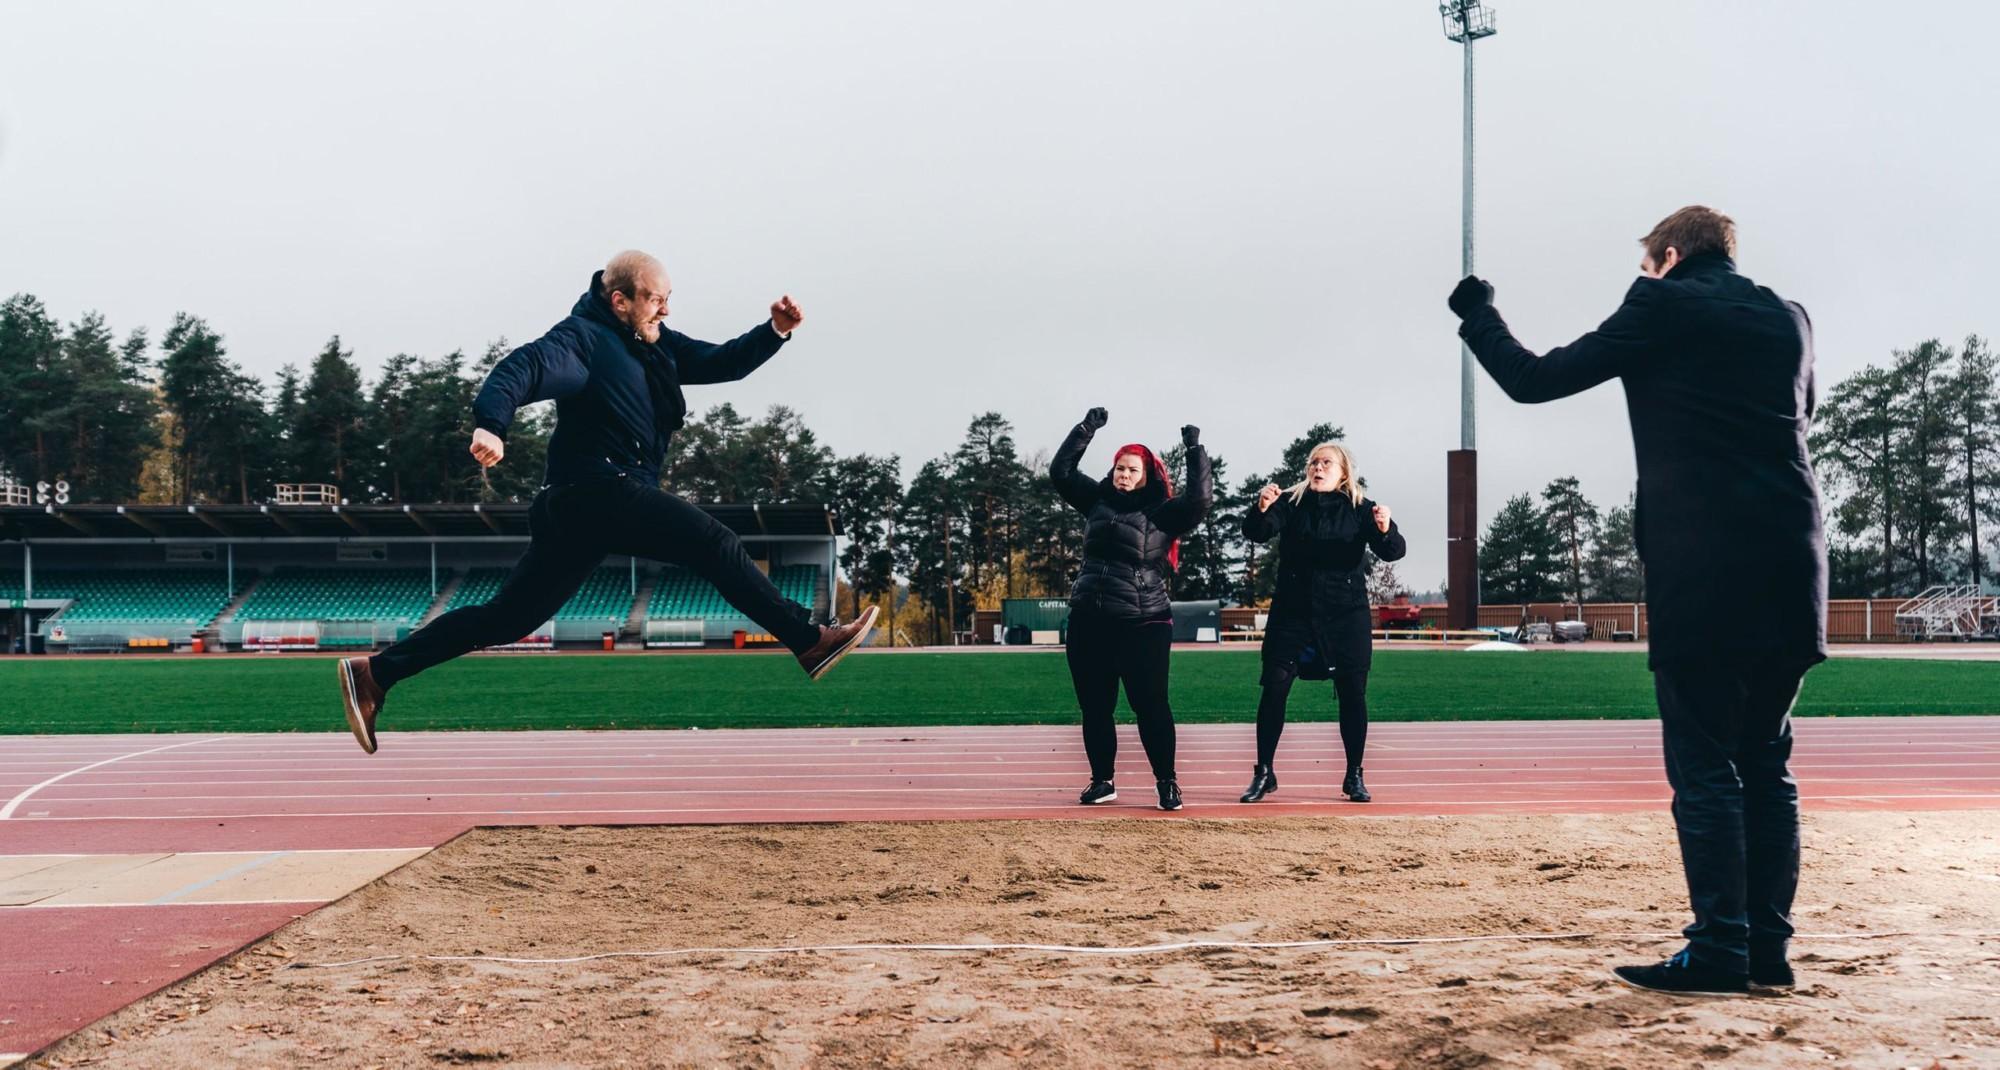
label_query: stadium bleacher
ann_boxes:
[647,564,820,625]
[2,569,240,626]
[235,568,434,623]
[447,566,634,623]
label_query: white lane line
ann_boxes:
[147,851,292,905]
[10,898,325,910]
[18,793,2000,822]
[43,756,2000,780]
[0,847,418,858]
[0,737,228,821]
[57,743,2000,766]
[37,774,2000,803]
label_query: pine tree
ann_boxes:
[1478,493,1562,605]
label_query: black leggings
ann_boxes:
[1065,613,1177,782]
[371,476,819,690]
[1255,667,1369,769]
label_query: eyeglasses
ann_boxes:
[1307,458,1339,470]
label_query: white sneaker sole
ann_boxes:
[806,605,879,682]
[1080,793,1118,805]
[338,659,377,755]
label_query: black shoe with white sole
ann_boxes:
[1079,780,1117,805]
[1612,950,1748,997]
[1156,779,1184,811]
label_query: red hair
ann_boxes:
[1112,444,1181,572]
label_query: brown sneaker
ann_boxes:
[337,656,383,754]
[796,604,880,681]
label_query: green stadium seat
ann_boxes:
[235,568,434,623]
[1,569,241,626]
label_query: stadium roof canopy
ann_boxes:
[0,502,839,543]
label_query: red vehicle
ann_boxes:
[1375,593,1424,631]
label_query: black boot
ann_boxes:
[1342,766,1371,803]
[1156,778,1184,812]
[1239,764,1277,803]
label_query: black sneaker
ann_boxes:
[1750,959,1796,991]
[1079,780,1117,805]
[1612,950,1748,997]
[1156,779,1184,812]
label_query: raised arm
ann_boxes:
[1153,425,1214,535]
[1242,484,1289,544]
[472,320,591,441]
[1364,499,1408,562]
[1453,276,1661,404]
[660,319,790,386]
[1049,408,1107,512]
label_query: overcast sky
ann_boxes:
[4,1,1997,587]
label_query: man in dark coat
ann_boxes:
[1449,206,1827,996]
[336,251,877,753]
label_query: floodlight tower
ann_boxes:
[1441,0,1494,632]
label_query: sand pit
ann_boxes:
[22,812,2000,1068]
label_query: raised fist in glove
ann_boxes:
[1082,407,1109,431]
[1448,275,1495,320]
[1180,425,1201,448]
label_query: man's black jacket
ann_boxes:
[473,271,787,486]
[1458,252,1827,668]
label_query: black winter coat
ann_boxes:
[1050,421,1213,622]
[1245,489,1406,676]
[472,271,789,486]
[1459,252,1827,669]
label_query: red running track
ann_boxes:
[3,716,1999,1058]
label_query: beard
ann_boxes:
[634,317,664,343]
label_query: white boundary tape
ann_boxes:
[283,927,2000,971]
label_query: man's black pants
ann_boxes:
[371,475,819,690]
[1065,611,1177,782]
[1652,658,1813,974]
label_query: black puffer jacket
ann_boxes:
[472,271,789,486]
[1050,421,1213,621]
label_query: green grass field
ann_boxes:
[1,649,1996,735]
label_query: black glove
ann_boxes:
[1082,407,1109,431]
[1448,275,1495,320]
[1180,424,1200,448]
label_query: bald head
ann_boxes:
[603,250,665,300]
[601,250,671,342]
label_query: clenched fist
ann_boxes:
[1372,503,1392,533]
[470,428,505,468]
[771,295,804,334]
[1082,407,1109,431]
[1257,482,1281,512]
[1448,275,1494,320]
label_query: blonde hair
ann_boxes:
[602,250,665,299]
[1284,442,1363,506]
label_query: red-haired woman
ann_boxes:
[1050,407,1213,811]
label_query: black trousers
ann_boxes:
[1653,658,1811,974]
[1255,663,1369,769]
[371,475,820,690]
[1064,612,1176,782]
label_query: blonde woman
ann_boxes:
[1239,443,1405,803]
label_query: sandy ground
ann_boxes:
[21,811,2000,1069]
